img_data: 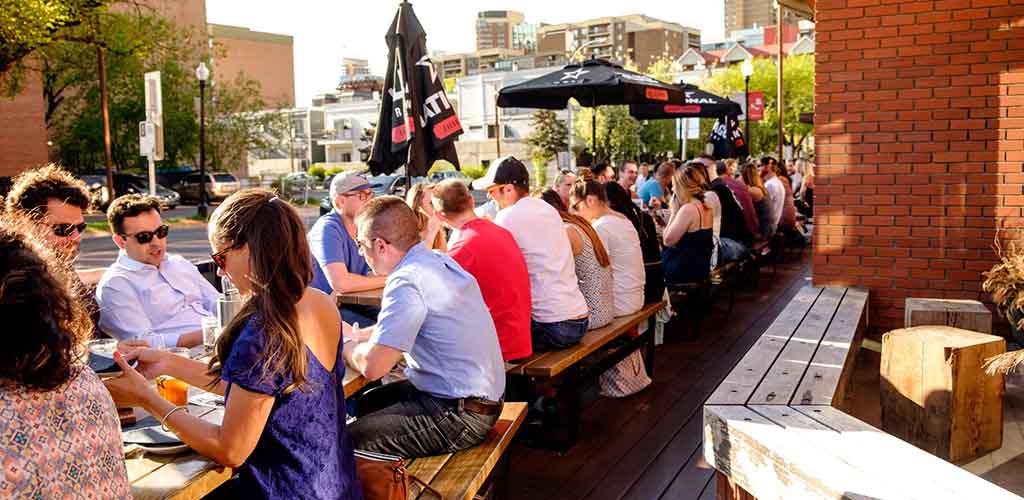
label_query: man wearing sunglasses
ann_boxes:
[307,171,386,326]
[96,194,218,347]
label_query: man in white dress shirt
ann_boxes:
[96,195,218,347]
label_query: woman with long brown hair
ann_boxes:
[662,163,715,285]
[0,219,129,498]
[741,162,772,240]
[104,189,361,499]
[539,188,615,330]
[406,182,448,251]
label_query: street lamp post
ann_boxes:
[195,62,210,218]
[741,58,754,158]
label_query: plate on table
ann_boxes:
[88,352,137,375]
[137,442,192,455]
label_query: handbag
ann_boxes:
[355,450,439,500]
[599,350,652,398]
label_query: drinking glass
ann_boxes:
[86,338,118,357]
[201,316,221,351]
[142,332,166,351]
[156,348,191,406]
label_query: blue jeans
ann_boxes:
[531,317,589,351]
[718,237,750,263]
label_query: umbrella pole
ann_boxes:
[591,109,597,161]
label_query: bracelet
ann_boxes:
[161,405,187,431]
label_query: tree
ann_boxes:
[204,75,289,172]
[703,54,815,157]
[0,0,111,89]
[524,109,567,164]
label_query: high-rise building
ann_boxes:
[723,0,803,36]
[536,15,701,71]
[476,10,526,51]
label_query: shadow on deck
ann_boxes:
[507,254,813,500]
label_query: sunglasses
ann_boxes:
[121,224,169,244]
[52,222,88,237]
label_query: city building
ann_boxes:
[476,10,526,51]
[536,14,701,71]
[208,23,296,107]
[723,0,775,36]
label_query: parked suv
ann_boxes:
[174,173,240,203]
[81,174,180,210]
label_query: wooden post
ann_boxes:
[716,471,758,500]
[880,326,1005,462]
[904,298,992,334]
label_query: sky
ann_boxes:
[206,0,725,107]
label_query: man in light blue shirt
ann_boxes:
[308,172,386,325]
[96,195,218,347]
[638,162,675,208]
[343,196,505,458]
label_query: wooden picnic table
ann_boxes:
[125,364,367,499]
[336,287,384,308]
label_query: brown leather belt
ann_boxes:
[462,398,502,415]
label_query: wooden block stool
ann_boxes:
[904,298,992,334]
[881,326,1005,462]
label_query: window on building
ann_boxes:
[487,124,497,138]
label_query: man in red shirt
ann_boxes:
[432,179,532,361]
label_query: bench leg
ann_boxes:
[645,316,656,378]
[558,365,582,452]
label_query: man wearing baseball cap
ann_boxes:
[307,171,386,325]
[474,156,590,350]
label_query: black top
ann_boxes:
[711,177,753,246]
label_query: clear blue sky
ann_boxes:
[206,0,725,106]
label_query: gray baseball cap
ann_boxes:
[329,171,372,199]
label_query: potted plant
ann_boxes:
[982,240,1024,374]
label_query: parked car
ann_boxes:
[81,174,180,210]
[281,172,317,197]
[173,173,240,203]
[429,170,468,183]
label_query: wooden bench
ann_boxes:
[406,402,527,500]
[703,286,1020,499]
[506,301,666,450]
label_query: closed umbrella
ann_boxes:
[368,1,463,183]
[497,58,684,155]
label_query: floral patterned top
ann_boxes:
[0,366,130,499]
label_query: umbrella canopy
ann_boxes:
[368,1,462,178]
[497,59,683,110]
[629,83,742,119]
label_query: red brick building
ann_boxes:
[813,0,1024,329]
[0,68,48,177]
[208,24,296,107]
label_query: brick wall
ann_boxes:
[0,69,48,178]
[211,30,295,107]
[813,0,1024,330]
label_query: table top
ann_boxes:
[125,365,367,500]
[336,287,384,308]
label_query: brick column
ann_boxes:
[813,0,1024,330]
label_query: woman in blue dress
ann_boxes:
[105,189,361,500]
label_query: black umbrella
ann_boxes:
[497,58,685,154]
[629,83,742,119]
[368,1,463,182]
[708,114,750,159]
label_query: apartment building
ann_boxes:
[536,15,701,71]
[208,24,296,107]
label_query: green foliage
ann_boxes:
[41,8,285,173]
[461,164,487,180]
[325,165,347,177]
[574,105,643,164]
[307,164,326,179]
[524,109,568,164]
[702,55,815,157]
[530,157,548,192]
[428,159,456,174]
[0,0,110,86]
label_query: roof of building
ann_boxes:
[207,23,293,45]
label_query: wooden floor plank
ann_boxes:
[504,258,811,500]
[791,287,868,407]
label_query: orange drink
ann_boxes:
[156,376,189,406]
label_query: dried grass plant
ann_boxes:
[983,237,1024,374]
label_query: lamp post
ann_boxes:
[195,62,210,218]
[741,58,754,158]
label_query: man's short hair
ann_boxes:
[356,196,421,252]
[5,164,89,216]
[432,179,474,214]
[618,160,638,174]
[107,194,162,235]
[761,156,777,167]
[655,162,676,179]
[716,161,728,176]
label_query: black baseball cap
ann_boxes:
[472,155,530,191]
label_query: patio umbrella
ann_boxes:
[496,58,684,155]
[708,114,749,159]
[629,83,742,119]
[368,1,463,181]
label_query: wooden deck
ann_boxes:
[507,254,813,500]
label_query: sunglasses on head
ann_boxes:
[52,222,88,237]
[121,224,169,244]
